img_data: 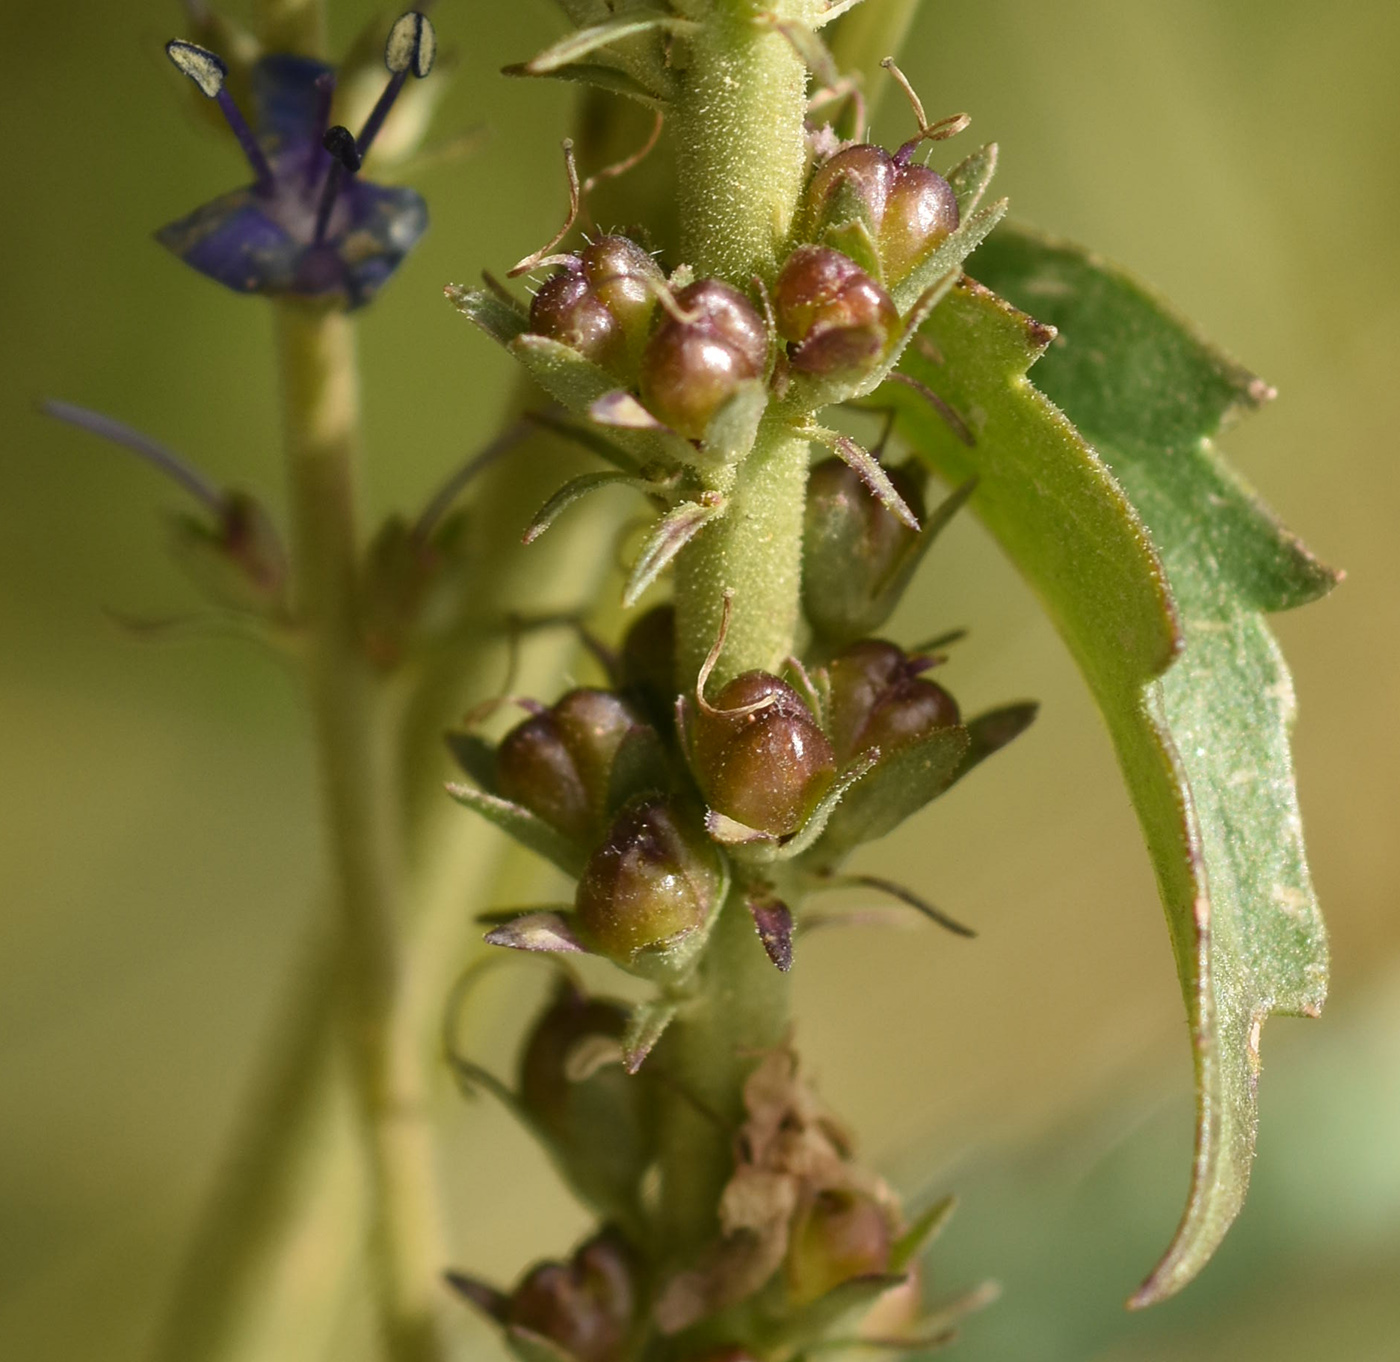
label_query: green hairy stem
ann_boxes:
[658,0,816,1267]
[674,2,812,281]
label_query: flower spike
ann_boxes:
[166,40,274,193]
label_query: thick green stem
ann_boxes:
[276,302,448,1362]
[674,420,811,689]
[674,3,810,281]
[658,1,818,1267]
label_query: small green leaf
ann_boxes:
[621,997,677,1072]
[503,60,665,107]
[701,379,768,469]
[446,784,586,878]
[822,217,885,284]
[884,232,1336,1305]
[509,334,619,415]
[444,731,498,791]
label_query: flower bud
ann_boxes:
[519,983,657,1214]
[575,797,723,964]
[618,603,678,724]
[825,641,960,767]
[529,235,664,381]
[773,245,899,378]
[785,1189,894,1307]
[639,279,767,439]
[803,459,927,645]
[508,1228,638,1362]
[803,144,959,287]
[690,673,836,837]
[497,689,645,844]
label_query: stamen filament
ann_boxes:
[41,399,227,512]
[215,88,277,194]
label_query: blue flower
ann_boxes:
[158,12,436,309]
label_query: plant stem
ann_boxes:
[674,420,811,689]
[674,2,810,282]
[253,0,325,55]
[658,0,815,1263]
[276,301,448,1362]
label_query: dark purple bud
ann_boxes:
[530,235,663,380]
[518,983,658,1212]
[785,1189,895,1306]
[618,603,678,724]
[531,267,629,375]
[690,673,836,837]
[802,143,959,287]
[774,245,899,378]
[575,797,723,965]
[802,458,926,645]
[639,280,767,439]
[508,1228,638,1362]
[825,640,960,767]
[497,689,645,844]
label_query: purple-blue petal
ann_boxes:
[252,54,332,158]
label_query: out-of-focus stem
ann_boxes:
[253,0,325,55]
[276,301,449,1362]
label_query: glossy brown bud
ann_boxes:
[519,984,657,1215]
[774,245,899,378]
[639,279,767,439]
[803,143,960,287]
[803,459,927,645]
[825,640,960,767]
[581,235,663,344]
[497,689,643,844]
[691,673,836,837]
[618,603,678,724]
[785,1189,894,1306]
[508,1228,638,1362]
[880,159,960,285]
[575,797,723,963]
[530,266,628,375]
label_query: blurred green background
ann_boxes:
[2,0,1397,1358]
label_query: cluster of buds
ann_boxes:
[452,588,1033,1008]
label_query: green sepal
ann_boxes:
[822,217,885,285]
[524,471,666,545]
[889,198,1009,314]
[445,731,498,793]
[445,283,530,346]
[889,1194,956,1272]
[701,379,769,469]
[504,1325,581,1362]
[446,784,587,878]
[509,334,620,417]
[624,498,726,607]
[944,142,999,218]
[806,727,970,867]
[763,1274,912,1353]
[520,10,689,76]
[503,60,665,108]
[621,997,678,1072]
[605,724,671,815]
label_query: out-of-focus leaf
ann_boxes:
[883,231,1336,1305]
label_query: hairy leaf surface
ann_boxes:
[882,234,1336,1304]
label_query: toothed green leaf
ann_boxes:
[884,228,1336,1307]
